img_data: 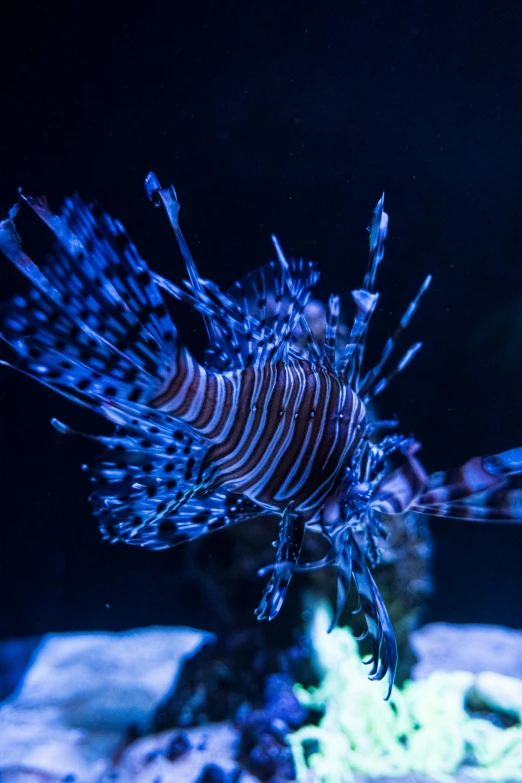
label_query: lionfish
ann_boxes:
[1,173,521,699]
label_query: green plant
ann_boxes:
[290,606,522,782]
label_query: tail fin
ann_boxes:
[0,191,192,414]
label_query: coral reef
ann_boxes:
[291,607,522,782]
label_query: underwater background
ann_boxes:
[0,1,521,781]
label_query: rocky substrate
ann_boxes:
[1,623,522,783]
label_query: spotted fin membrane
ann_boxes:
[0,189,267,547]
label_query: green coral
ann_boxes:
[290,606,522,782]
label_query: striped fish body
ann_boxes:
[154,355,366,516]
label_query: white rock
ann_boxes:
[116,723,254,783]
[468,671,522,720]
[0,626,213,781]
[410,623,522,680]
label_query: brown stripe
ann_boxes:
[251,361,315,505]
[225,360,291,488]
[244,362,303,498]
[150,349,188,408]
[191,373,218,430]
[204,375,237,441]
[291,375,344,507]
[171,364,204,418]
[280,364,328,499]
[314,385,356,478]
[205,364,265,464]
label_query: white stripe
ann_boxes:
[214,365,273,470]
[322,382,345,470]
[238,362,302,495]
[183,364,208,422]
[217,372,242,443]
[275,366,324,501]
[199,374,225,436]
[289,369,331,494]
[299,393,364,513]
[160,352,195,412]
[252,362,308,491]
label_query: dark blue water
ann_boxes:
[0,0,520,646]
